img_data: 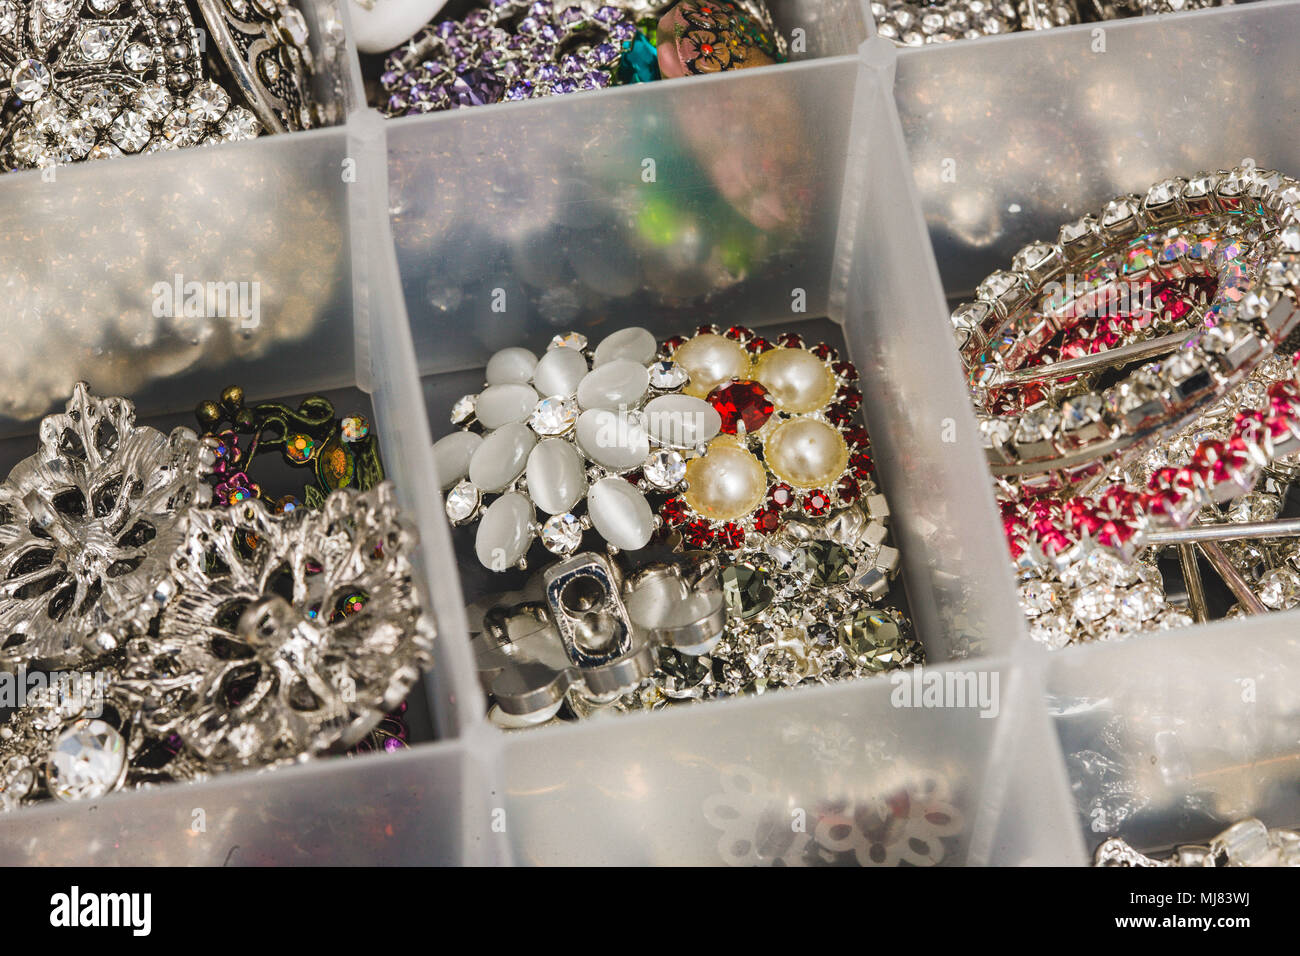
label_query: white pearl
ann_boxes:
[575,409,650,470]
[587,477,654,551]
[432,431,482,490]
[594,326,657,366]
[764,418,848,489]
[475,383,538,429]
[577,359,650,411]
[476,493,534,571]
[349,0,450,54]
[642,394,721,449]
[532,346,588,397]
[526,439,586,515]
[673,333,750,398]
[485,346,538,386]
[468,423,536,492]
[751,347,836,413]
[683,438,767,521]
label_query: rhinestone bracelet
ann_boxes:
[1095,818,1300,867]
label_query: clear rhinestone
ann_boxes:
[1155,609,1194,629]
[539,512,582,554]
[977,270,1020,301]
[1279,224,1300,254]
[529,395,578,436]
[1117,582,1164,623]
[109,109,151,152]
[549,332,587,351]
[1257,568,1300,610]
[162,108,204,146]
[1229,492,1281,523]
[1018,578,1061,617]
[60,117,96,158]
[187,81,231,122]
[643,448,685,489]
[134,82,174,122]
[217,106,260,141]
[444,480,480,524]
[89,0,121,11]
[79,25,119,62]
[450,394,477,425]
[279,5,310,45]
[648,361,688,390]
[39,0,74,16]
[123,41,153,72]
[1028,612,1071,649]
[1011,240,1057,274]
[87,141,122,161]
[1072,584,1118,622]
[1146,178,1183,206]
[81,87,122,126]
[12,59,51,103]
[29,97,66,135]
[45,719,126,801]
[0,1,17,36]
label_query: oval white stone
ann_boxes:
[577,359,650,411]
[575,409,649,470]
[587,477,654,551]
[475,493,535,571]
[432,431,483,490]
[485,346,538,386]
[468,423,536,492]
[642,394,722,449]
[593,326,657,366]
[475,383,538,429]
[526,439,586,515]
[532,346,588,397]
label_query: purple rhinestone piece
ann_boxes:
[529,0,553,16]
[610,22,635,41]
[451,69,505,107]
[535,63,559,81]
[553,78,577,94]
[517,15,539,33]
[592,42,618,65]
[436,20,457,38]
[558,5,585,25]
[560,54,581,74]
[504,82,533,100]
[594,5,620,24]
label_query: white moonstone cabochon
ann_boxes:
[476,493,535,571]
[593,326,657,366]
[475,383,539,429]
[642,394,722,449]
[576,359,650,411]
[432,431,483,490]
[587,477,654,551]
[532,346,589,398]
[468,422,536,492]
[575,408,650,470]
[526,439,587,515]
[485,346,538,386]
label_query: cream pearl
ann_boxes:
[764,418,848,489]
[751,348,836,413]
[673,333,750,398]
[683,438,767,521]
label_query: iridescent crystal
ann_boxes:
[528,395,578,436]
[1257,568,1300,610]
[549,332,587,351]
[1072,583,1118,622]
[12,59,51,102]
[0,1,17,36]
[450,394,477,425]
[648,360,688,390]
[642,448,685,489]
[109,110,151,152]
[123,41,153,72]
[45,719,126,802]
[187,81,231,122]
[217,106,260,141]
[79,25,119,62]
[444,479,480,523]
[539,512,582,554]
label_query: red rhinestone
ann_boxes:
[753,507,782,534]
[707,380,774,436]
[696,324,716,336]
[832,361,858,381]
[768,483,795,509]
[776,332,803,348]
[848,451,872,478]
[836,387,863,410]
[724,325,752,341]
[837,477,860,502]
[746,337,773,354]
[700,42,714,54]
[812,343,838,361]
[661,498,688,525]
[842,425,870,448]
[824,404,853,427]
[662,336,686,355]
[719,523,745,548]
[802,490,831,516]
[684,520,715,548]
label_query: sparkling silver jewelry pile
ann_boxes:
[0,384,434,811]
[954,165,1300,647]
[442,323,921,726]
[871,0,1229,45]
[0,0,321,172]
[1095,818,1300,866]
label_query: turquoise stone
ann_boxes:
[619,30,660,84]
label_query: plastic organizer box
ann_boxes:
[0,0,1296,865]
